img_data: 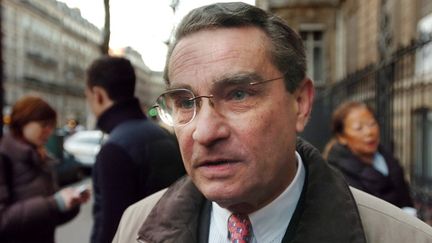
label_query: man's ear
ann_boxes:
[295,78,315,133]
[90,86,114,115]
[92,86,109,105]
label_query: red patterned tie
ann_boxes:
[228,213,252,243]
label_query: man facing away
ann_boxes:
[113,2,432,243]
[85,56,185,243]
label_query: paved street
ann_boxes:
[56,178,93,243]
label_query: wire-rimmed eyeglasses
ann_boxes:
[152,76,284,127]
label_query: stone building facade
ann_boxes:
[1,0,164,128]
[267,0,432,168]
[268,0,432,223]
[2,0,100,126]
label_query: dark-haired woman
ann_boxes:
[0,95,90,243]
[324,101,416,216]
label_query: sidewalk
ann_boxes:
[56,178,93,243]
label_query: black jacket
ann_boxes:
[327,142,413,208]
[0,134,79,243]
[91,98,185,243]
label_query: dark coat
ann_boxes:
[327,142,413,208]
[0,134,79,243]
[134,138,367,243]
[91,98,185,243]
[114,138,432,243]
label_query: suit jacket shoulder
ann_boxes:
[112,189,167,243]
[351,187,432,243]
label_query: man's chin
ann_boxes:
[201,187,245,208]
[200,185,237,204]
[198,182,260,213]
[213,199,256,214]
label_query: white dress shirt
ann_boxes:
[208,151,306,243]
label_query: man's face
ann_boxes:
[168,27,312,213]
[85,86,103,118]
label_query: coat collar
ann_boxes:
[0,133,40,166]
[96,98,145,133]
[137,176,205,242]
[327,142,393,179]
[327,143,367,174]
[137,138,366,243]
[287,138,366,243]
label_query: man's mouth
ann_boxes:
[197,159,239,168]
[202,160,231,166]
[194,159,243,179]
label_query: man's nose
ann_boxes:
[192,99,230,146]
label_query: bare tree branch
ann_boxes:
[100,0,110,54]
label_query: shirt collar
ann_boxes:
[212,151,306,242]
[372,152,389,176]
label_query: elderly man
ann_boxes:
[113,2,432,243]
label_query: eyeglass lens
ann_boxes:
[155,76,283,127]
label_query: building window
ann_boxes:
[412,108,432,186]
[300,28,325,85]
[415,13,432,76]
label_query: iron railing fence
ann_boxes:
[302,33,432,224]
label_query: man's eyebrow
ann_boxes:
[166,83,192,91]
[213,73,262,87]
[165,72,263,92]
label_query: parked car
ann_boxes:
[63,130,107,168]
[55,153,86,186]
[45,129,86,186]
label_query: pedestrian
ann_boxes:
[85,56,185,243]
[0,95,90,243]
[323,101,416,215]
[62,118,85,136]
[113,2,432,243]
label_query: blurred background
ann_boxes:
[1,0,432,241]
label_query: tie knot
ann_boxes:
[228,213,252,243]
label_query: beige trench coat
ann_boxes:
[113,187,432,243]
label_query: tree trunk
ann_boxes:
[100,0,110,54]
[0,0,4,137]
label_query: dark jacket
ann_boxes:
[91,98,185,243]
[113,140,432,243]
[114,138,432,243]
[327,142,413,208]
[132,138,367,243]
[0,133,79,243]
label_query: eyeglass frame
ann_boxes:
[152,75,285,127]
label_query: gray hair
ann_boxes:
[164,2,306,93]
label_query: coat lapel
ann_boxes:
[284,138,366,243]
[137,138,367,243]
[137,176,206,243]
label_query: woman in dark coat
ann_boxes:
[324,101,415,213]
[0,95,90,243]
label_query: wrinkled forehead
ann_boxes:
[166,27,273,90]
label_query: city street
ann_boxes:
[56,178,93,243]
[1,0,432,240]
